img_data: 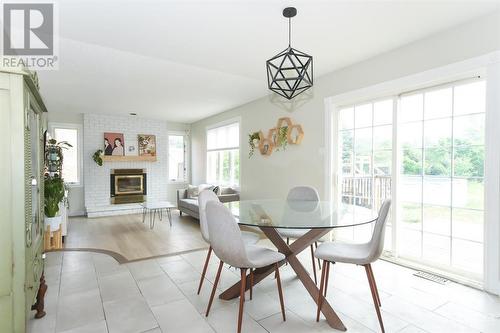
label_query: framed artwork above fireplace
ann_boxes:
[104,132,125,156]
[138,134,156,157]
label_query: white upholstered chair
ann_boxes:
[205,201,286,333]
[314,199,391,333]
[197,190,259,294]
[278,186,322,284]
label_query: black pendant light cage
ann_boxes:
[266,7,313,100]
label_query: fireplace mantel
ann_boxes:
[102,155,156,162]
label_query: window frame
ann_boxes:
[48,122,83,187]
[205,118,241,187]
[329,76,488,287]
[167,130,189,184]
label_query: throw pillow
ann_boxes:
[212,186,220,195]
[187,185,199,199]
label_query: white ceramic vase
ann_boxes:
[44,215,62,232]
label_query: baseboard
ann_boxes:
[68,210,86,217]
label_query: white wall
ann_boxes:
[191,11,500,200]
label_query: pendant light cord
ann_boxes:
[288,17,291,47]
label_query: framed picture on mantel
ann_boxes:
[104,132,125,156]
[138,134,156,157]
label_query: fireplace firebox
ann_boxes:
[110,169,147,204]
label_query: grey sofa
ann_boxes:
[177,186,240,219]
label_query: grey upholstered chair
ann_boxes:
[314,199,391,333]
[278,186,322,284]
[205,201,286,333]
[197,190,259,294]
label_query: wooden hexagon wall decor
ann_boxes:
[258,131,274,156]
[252,118,304,157]
[287,124,304,145]
[276,117,293,130]
[268,127,279,146]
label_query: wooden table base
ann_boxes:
[219,227,346,331]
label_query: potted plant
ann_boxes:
[44,174,65,231]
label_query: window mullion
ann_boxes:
[392,96,399,256]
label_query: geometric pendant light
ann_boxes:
[266,7,313,100]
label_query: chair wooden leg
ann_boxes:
[205,260,223,317]
[284,238,290,266]
[316,261,328,322]
[310,244,318,285]
[198,247,212,295]
[323,261,330,297]
[365,264,385,333]
[315,242,321,270]
[249,269,254,300]
[238,268,247,333]
[367,264,381,307]
[275,263,286,322]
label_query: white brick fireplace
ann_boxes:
[83,113,186,217]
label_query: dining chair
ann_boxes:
[314,199,391,333]
[205,201,286,333]
[197,190,260,295]
[278,186,322,284]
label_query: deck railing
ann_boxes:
[341,175,392,211]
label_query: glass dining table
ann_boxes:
[222,199,378,331]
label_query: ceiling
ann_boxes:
[36,0,499,123]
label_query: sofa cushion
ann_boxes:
[187,185,199,199]
[199,183,214,192]
[188,184,215,198]
[220,186,237,195]
[179,198,199,212]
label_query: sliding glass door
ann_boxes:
[334,79,486,281]
[398,81,485,278]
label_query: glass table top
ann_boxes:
[225,199,378,229]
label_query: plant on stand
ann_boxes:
[44,174,65,231]
[44,138,71,235]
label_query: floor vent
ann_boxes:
[413,271,449,284]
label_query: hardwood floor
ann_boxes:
[61,211,211,262]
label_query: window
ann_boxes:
[206,121,240,186]
[334,79,486,282]
[168,133,187,182]
[49,123,82,185]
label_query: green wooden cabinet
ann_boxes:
[0,68,48,333]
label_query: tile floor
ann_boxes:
[28,244,500,333]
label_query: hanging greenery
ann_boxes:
[248,132,260,158]
[45,138,72,176]
[92,149,104,166]
[274,126,288,151]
